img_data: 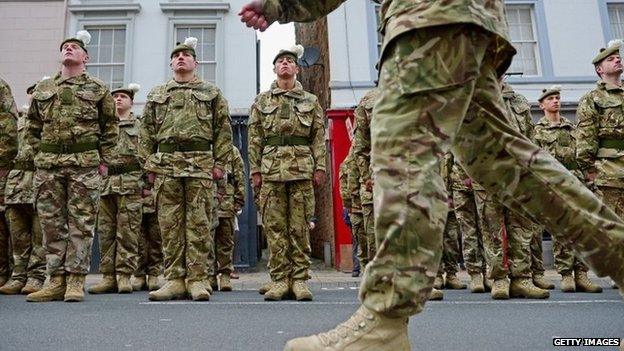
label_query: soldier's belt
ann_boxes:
[13,161,35,171]
[158,141,212,153]
[39,141,99,154]
[263,136,310,146]
[599,139,624,150]
[107,162,142,176]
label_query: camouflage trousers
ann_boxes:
[6,204,45,283]
[351,211,366,270]
[530,226,546,276]
[260,180,313,282]
[361,204,376,261]
[0,209,10,279]
[362,24,624,318]
[215,216,235,275]
[437,210,460,276]
[205,199,217,277]
[35,167,100,276]
[96,193,142,275]
[453,189,486,275]
[156,176,213,281]
[552,235,588,275]
[135,212,163,277]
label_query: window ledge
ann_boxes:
[159,2,230,12]
[68,3,141,13]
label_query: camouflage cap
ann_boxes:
[592,39,622,65]
[272,44,304,65]
[111,83,140,100]
[171,37,198,58]
[60,30,91,53]
[538,85,561,102]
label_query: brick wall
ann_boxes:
[294,19,336,265]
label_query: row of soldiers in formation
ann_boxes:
[340,64,623,302]
[0,30,327,303]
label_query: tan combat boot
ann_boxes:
[510,278,549,299]
[560,274,576,292]
[26,275,66,302]
[283,305,410,351]
[484,278,493,292]
[292,280,313,301]
[258,281,273,295]
[613,280,619,289]
[21,278,44,294]
[148,278,186,301]
[575,271,602,293]
[187,280,210,301]
[117,274,133,294]
[87,274,117,294]
[0,279,26,295]
[445,273,467,289]
[429,288,444,301]
[206,275,218,291]
[469,273,485,293]
[533,274,555,290]
[132,275,147,291]
[219,274,232,292]
[64,274,86,302]
[264,279,290,301]
[433,274,444,289]
[491,279,510,300]
[0,276,7,287]
[147,275,160,291]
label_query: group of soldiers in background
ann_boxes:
[340,40,624,301]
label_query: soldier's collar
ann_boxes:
[56,71,88,85]
[597,79,624,91]
[537,115,572,128]
[270,80,305,99]
[118,113,136,125]
[166,76,203,91]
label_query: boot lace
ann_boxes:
[317,308,374,346]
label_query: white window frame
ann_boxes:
[607,2,624,39]
[83,25,127,90]
[505,4,542,77]
[174,24,218,84]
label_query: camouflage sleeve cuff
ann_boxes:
[262,0,282,24]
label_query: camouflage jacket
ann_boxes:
[248,81,327,182]
[5,113,34,205]
[139,76,232,179]
[0,79,19,208]
[450,158,484,192]
[217,146,246,218]
[339,148,362,213]
[353,88,379,206]
[101,115,143,196]
[21,72,117,169]
[262,0,515,74]
[576,80,624,188]
[502,84,534,140]
[533,116,579,172]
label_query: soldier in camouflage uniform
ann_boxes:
[577,40,624,290]
[139,38,232,301]
[248,45,327,301]
[353,89,378,261]
[0,83,45,295]
[534,85,602,293]
[0,78,19,289]
[213,145,246,291]
[88,84,143,294]
[240,1,624,350]
[24,31,119,303]
[132,185,162,292]
[338,145,362,277]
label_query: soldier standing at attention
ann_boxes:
[240,1,624,350]
[88,84,143,294]
[139,37,232,301]
[339,144,362,277]
[0,78,19,288]
[132,175,162,292]
[248,45,327,301]
[577,40,624,290]
[24,30,118,303]
[0,83,44,295]
[534,85,602,293]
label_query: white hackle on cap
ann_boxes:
[76,30,91,46]
[128,83,140,93]
[184,37,198,49]
[290,44,304,59]
[607,39,623,48]
[549,84,562,91]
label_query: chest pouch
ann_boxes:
[171,90,186,109]
[59,87,75,105]
[279,100,292,119]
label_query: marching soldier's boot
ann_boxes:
[292,280,313,301]
[264,279,290,301]
[147,275,160,291]
[444,274,467,289]
[132,276,147,291]
[469,273,485,293]
[117,274,133,294]
[87,274,117,294]
[258,281,273,295]
[187,280,210,301]
[491,279,510,300]
[21,278,43,294]
[433,273,443,289]
[510,278,550,299]
[560,274,576,292]
[64,274,86,302]
[575,271,602,293]
[532,274,555,290]
[26,275,66,302]
[283,306,410,351]
[429,288,444,301]
[0,279,26,295]
[148,278,186,301]
[219,274,232,292]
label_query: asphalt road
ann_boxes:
[0,287,622,351]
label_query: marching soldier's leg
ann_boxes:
[476,194,509,299]
[553,237,576,292]
[289,180,314,301]
[454,190,485,292]
[530,225,554,289]
[89,195,118,294]
[351,213,368,268]
[114,193,142,293]
[442,210,465,289]
[262,181,291,301]
[215,216,235,291]
[362,204,376,261]
[184,178,212,301]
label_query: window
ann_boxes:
[374,3,382,56]
[84,26,126,90]
[608,3,624,39]
[506,5,540,76]
[175,25,217,83]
